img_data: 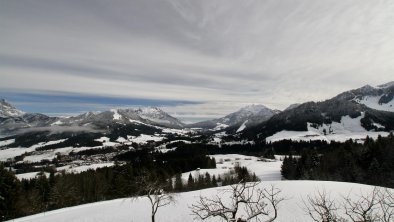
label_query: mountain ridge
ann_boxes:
[241,82,394,141]
[187,104,277,132]
[0,102,186,135]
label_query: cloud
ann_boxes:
[1,0,394,122]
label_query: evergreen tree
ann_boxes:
[0,164,20,221]
[187,173,194,190]
[174,173,183,191]
[211,175,217,187]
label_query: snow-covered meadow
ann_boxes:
[9,181,386,222]
[8,153,393,222]
[182,154,282,182]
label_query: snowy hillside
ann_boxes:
[337,82,394,112]
[266,113,389,143]
[355,96,394,112]
[10,181,385,222]
[9,153,388,222]
[242,82,394,141]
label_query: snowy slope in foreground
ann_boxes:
[10,181,384,222]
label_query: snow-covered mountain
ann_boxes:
[335,82,394,112]
[61,107,185,129]
[135,107,184,128]
[243,82,394,142]
[0,99,24,118]
[0,99,60,134]
[0,100,185,135]
[188,104,278,132]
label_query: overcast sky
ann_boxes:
[1,0,394,123]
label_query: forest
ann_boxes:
[281,133,394,188]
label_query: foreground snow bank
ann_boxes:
[10,181,387,222]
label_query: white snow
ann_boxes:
[372,122,385,129]
[116,137,127,143]
[94,137,119,146]
[0,147,37,161]
[0,139,15,147]
[182,154,282,182]
[50,120,63,126]
[95,137,110,143]
[57,162,115,174]
[236,120,248,133]
[161,128,192,135]
[23,152,57,163]
[22,147,74,163]
[155,140,192,152]
[10,181,389,222]
[111,109,122,120]
[0,100,24,117]
[266,113,389,143]
[355,96,394,112]
[16,172,50,181]
[128,134,165,144]
[29,139,68,149]
[15,163,115,181]
[212,123,229,131]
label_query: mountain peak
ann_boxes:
[137,106,163,114]
[0,99,24,118]
[239,104,269,112]
[357,84,376,93]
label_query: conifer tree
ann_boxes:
[187,173,194,190]
[0,163,20,221]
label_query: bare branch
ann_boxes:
[190,181,284,222]
[342,187,380,222]
[301,188,341,222]
[377,188,394,222]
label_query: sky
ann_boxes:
[1,0,394,123]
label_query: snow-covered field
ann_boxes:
[9,181,386,222]
[7,153,393,222]
[266,114,389,143]
[182,154,282,182]
[56,162,115,174]
[0,140,72,162]
[0,138,15,147]
[15,162,115,180]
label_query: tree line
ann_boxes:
[281,133,394,188]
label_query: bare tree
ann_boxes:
[376,188,394,222]
[133,175,174,222]
[303,187,394,222]
[190,181,284,222]
[302,189,341,222]
[342,188,380,222]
